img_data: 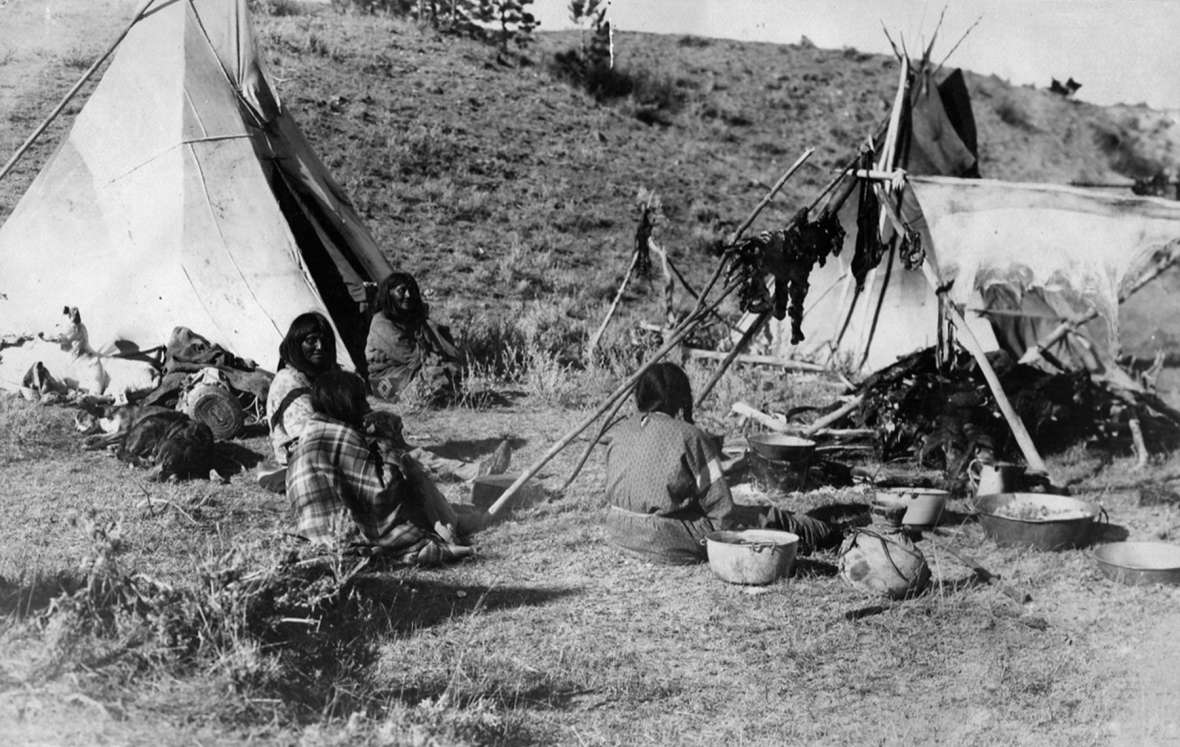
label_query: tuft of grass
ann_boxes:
[59,49,92,70]
[994,95,1038,132]
[248,0,315,16]
[0,395,78,463]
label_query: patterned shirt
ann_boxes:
[265,367,314,464]
[605,411,734,523]
[285,412,426,552]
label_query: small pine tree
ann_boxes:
[471,0,539,53]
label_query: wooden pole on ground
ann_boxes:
[486,281,742,516]
[683,347,827,372]
[0,0,157,184]
[803,395,864,435]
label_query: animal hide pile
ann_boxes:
[847,347,1180,475]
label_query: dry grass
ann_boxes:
[2,388,1180,744]
[3,2,1180,744]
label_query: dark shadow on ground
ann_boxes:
[936,508,978,528]
[792,557,838,578]
[424,435,528,462]
[212,440,265,476]
[0,571,83,617]
[459,388,527,408]
[248,572,579,736]
[1093,521,1130,543]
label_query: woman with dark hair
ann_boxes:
[286,368,474,563]
[365,272,462,402]
[605,362,848,563]
[604,362,736,564]
[260,312,339,490]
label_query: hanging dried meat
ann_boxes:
[727,208,845,344]
[851,151,884,289]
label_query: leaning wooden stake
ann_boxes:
[486,282,741,516]
[0,0,157,184]
[936,278,1050,475]
[587,249,640,354]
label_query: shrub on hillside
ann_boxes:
[995,95,1038,132]
[550,50,687,125]
[1091,121,1164,179]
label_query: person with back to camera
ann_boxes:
[258,312,339,492]
[604,362,844,565]
[365,272,462,404]
[285,368,475,564]
[604,362,737,564]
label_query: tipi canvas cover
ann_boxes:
[749,66,1180,375]
[0,0,391,372]
[750,66,985,373]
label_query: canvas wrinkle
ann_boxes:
[186,0,265,128]
[183,142,282,342]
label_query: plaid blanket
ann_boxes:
[286,413,437,561]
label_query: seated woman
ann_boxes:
[604,362,842,564]
[285,368,474,564]
[259,312,338,491]
[604,362,736,564]
[365,272,462,403]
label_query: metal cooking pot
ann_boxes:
[974,492,1101,551]
[746,434,816,463]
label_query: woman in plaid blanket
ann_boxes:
[258,313,339,492]
[285,368,473,564]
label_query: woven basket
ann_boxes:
[183,383,244,440]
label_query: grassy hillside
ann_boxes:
[3,4,1178,361]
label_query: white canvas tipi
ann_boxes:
[0,0,392,372]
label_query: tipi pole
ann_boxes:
[693,309,770,408]
[939,289,1049,474]
[0,0,157,184]
[875,179,1049,474]
[731,148,815,242]
[685,148,815,321]
[560,394,629,492]
[486,281,741,516]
